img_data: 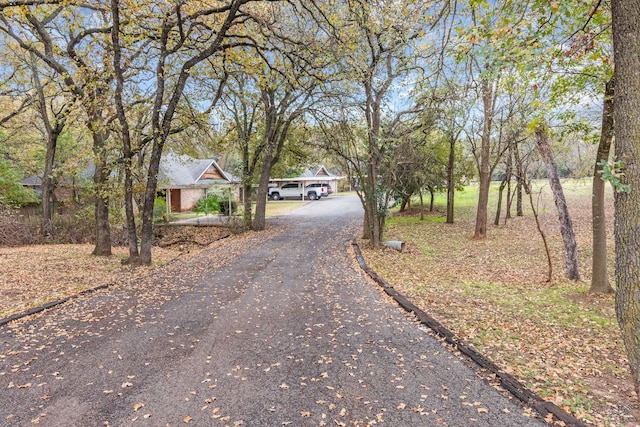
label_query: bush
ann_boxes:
[0,208,38,247]
[218,199,237,216]
[153,197,168,223]
[194,195,221,215]
[0,159,40,208]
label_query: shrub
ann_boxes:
[153,197,168,223]
[218,199,237,216]
[194,195,221,215]
[0,208,38,247]
[0,159,40,208]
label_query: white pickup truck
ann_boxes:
[268,182,325,201]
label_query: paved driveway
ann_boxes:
[0,195,544,426]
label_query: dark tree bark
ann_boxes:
[446,132,456,224]
[494,177,506,226]
[590,77,615,294]
[534,122,579,281]
[91,130,112,257]
[111,0,139,264]
[474,77,494,239]
[429,189,434,212]
[252,87,306,231]
[136,0,243,264]
[399,194,411,212]
[30,56,70,236]
[612,0,640,396]
[504,145,514,223]
[514,141,524,217]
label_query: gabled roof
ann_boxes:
[300,165,335,178]
[158,152,236,188]
[21,164,95,187]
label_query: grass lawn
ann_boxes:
[360,179,636,426]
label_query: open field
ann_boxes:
[360,179,636,426]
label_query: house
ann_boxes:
[21,163,96,202]
[158,152,238,213]
[268,165,344,193]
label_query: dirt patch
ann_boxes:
[154,224,231,251]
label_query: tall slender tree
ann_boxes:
[591,77,614,293]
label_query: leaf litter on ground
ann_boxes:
[359,183,637,427]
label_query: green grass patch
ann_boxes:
[458,280,615,330]
[387,215,446,225]
[263,201,309,217]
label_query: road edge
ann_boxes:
[351,239,588,427]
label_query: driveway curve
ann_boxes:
[0,194,544,426]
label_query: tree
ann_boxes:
[611,0,640,397]
[534,121,580,281]
[252,77,319,231]
[591,77,614,293]
[0,2,116,255]
[110,0,265,264]
[218,67,263,230]
[321,0,433,247]
[27,53,76,236]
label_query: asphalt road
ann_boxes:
[0,194,545,426]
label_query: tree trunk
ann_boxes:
[91,131,112,257]
[474,77,493,239]
[591,77,615,294]
[526,181,553,282]
[252,150,272,231]
[446,133,456,224]
[534,122,579,281]
[243,183,253,230]
[40,132,58,237]
[494,178,506,226]
[139,137,165,265]
[514,142,524,217]
[30,54,66,237]
[400,194,410,212]
[612,0,640,396]
[365,155,382,246]
[111,3,140,264]
[504,145,513,223]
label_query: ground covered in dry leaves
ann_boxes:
[0,225,229,319]
[360,182,636,427]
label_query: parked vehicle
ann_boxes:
[305,183,329,197]
[268,182,323,200]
